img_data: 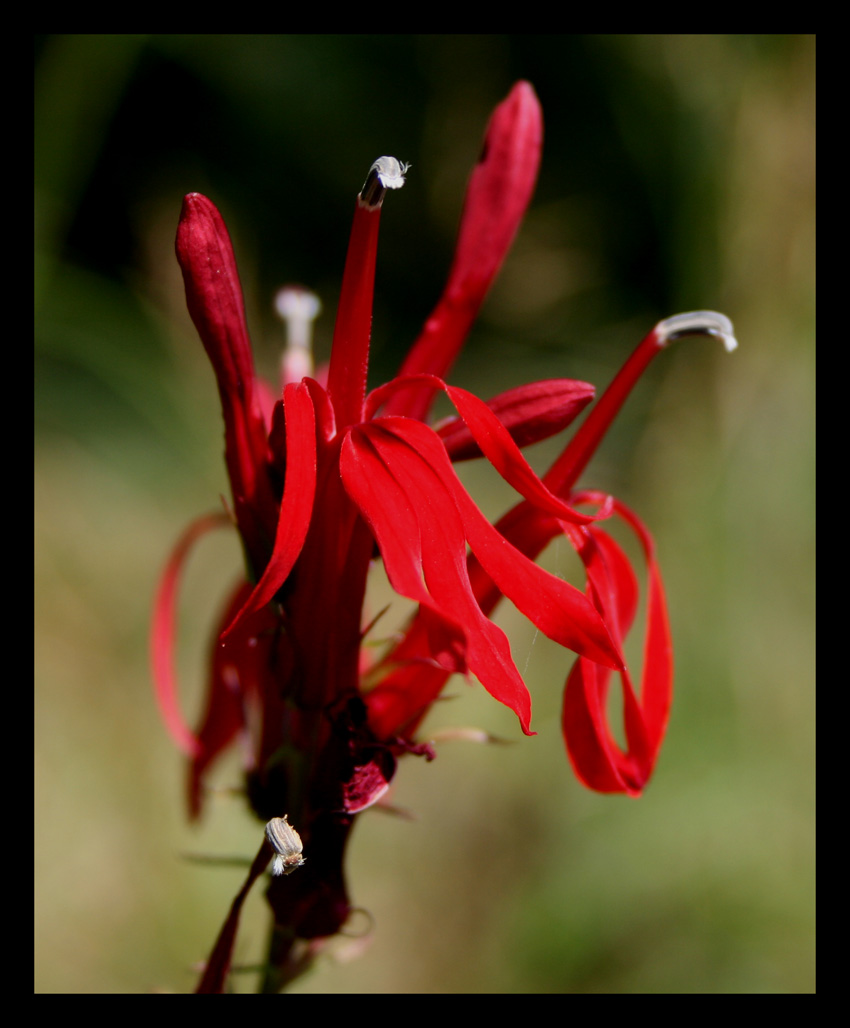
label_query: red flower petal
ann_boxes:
[449,81,544,302]
[378,415,622,669]
[339,424,468,676]
[341,422,534,734]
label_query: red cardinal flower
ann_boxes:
[151,82,736,992]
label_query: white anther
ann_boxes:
[372,156,410,190]
[359,157,410,208]
[265,815,306,876]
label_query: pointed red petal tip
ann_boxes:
[449,80,543,297]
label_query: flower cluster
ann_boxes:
[151,82,735,992]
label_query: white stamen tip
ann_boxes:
[656,310,738,353]
[360,157,410,208]
[373,156,409,189]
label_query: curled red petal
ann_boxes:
[563,660,629,793]
[562,499,672,795]
[616,500,673,752]
[150,512,231,756]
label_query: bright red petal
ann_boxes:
[175,194,256,412]
[341,422,535,734]
[381,415,623,669]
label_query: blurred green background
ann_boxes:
[35,35,815,993]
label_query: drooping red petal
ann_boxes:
[222,381,317,638]
[562,659,629,793]
[150,511,231,757]
[562,518,638,649]
[374,415,622,669]
[341,422,534,734]
[386,82,543,420]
